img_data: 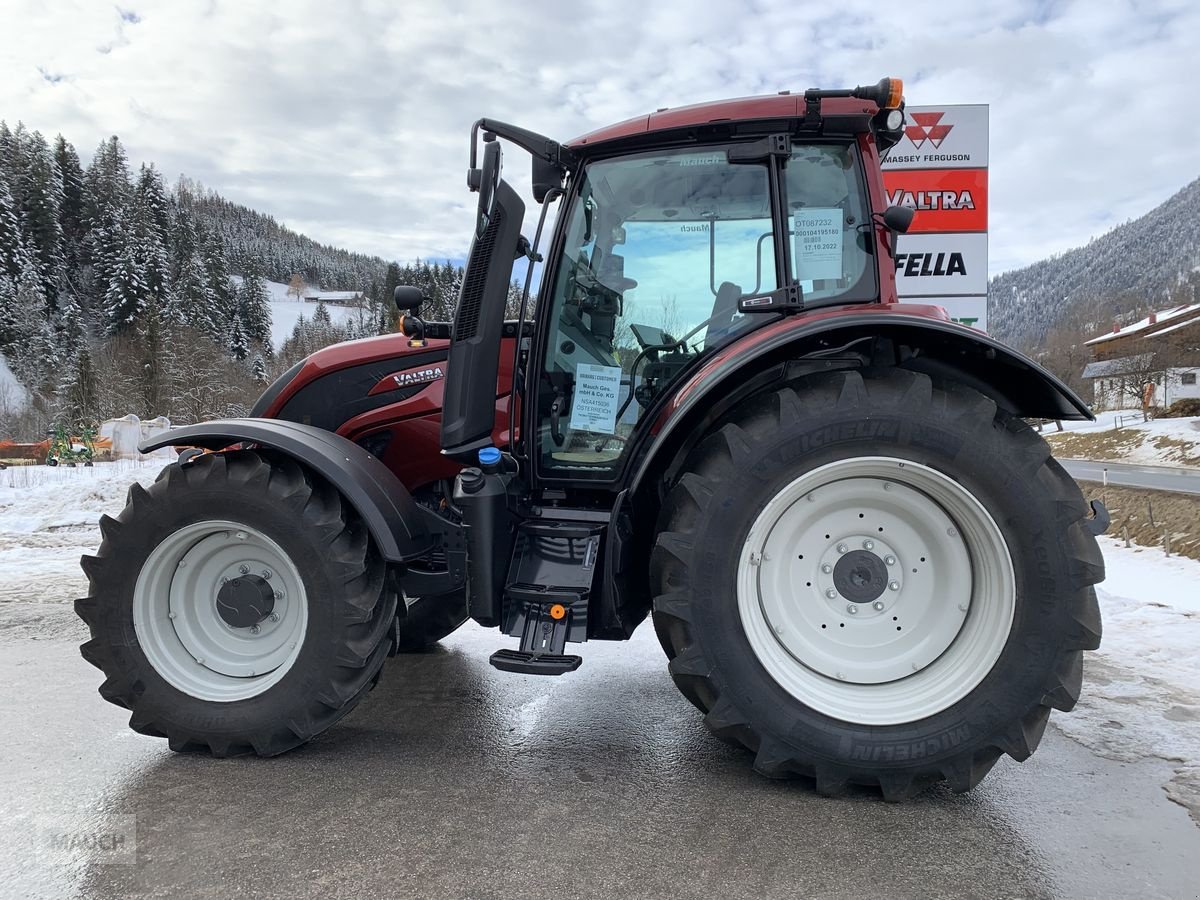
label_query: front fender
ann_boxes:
[139,418,433,563]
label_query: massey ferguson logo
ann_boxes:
[904,111,953,149]
[393,366,445,388]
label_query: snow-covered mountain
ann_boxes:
[990,178,1200,349]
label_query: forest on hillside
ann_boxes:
[987,177,1200,401]
[0,123,479,440]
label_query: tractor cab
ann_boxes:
[432,79,911,672]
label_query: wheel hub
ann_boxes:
[216,574,276,628]
[832,549,889,604]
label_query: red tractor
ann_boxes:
[77,78,1107,799]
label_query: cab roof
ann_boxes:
[566,94,879,150]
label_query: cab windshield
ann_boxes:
[536,142,875,477]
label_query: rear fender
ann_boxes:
[139,419,434,563]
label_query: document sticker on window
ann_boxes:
[794,208,843,281]
[569,364,622,434]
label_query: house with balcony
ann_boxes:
[1082,303,1200,410]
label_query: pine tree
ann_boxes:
[134,301,175,416]
[0,273,18,346]
[171,250,217,335]
[227,312,248,361]
[84,136,131,225]
[251,352,267,382]
[202,232,235,324]
[15,131,65,307]
[54,136,84,239]
[58,340,99,427]
[103,225,147,333]
[55,293,85,358]
[312,299,331,325]
[130,169,171,307]
[0,173,32,281]
[237,272,271,347]
[136,164,172,239]
[172,206,199,281]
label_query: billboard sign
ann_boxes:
[882,104,989,329]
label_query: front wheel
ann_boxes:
[76,451,397,756]
[651,369,1103,799]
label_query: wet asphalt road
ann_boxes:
[1059,458,1200,495]
[2,604,1198,900]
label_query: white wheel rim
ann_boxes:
[133,520,309,702]
[737,457,1015,725]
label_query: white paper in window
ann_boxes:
[569,363,622,434]
[794,208,843,281]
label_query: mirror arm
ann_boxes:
[469,117,576,183]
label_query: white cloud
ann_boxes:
[2,0,1197,275]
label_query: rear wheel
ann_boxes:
[76,451,396,757]
[651,369,1103,798]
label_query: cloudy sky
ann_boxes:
[2,0,1198,276]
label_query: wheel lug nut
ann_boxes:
[219,576,228,584]
[821,564,832,574]
[262,570,272,580]
[863,540,874,551]
[884,555,896,566]
[238,564,250,575]
[847,604,858,615]
[273,591,283,601]
[250,625,261,635]
[269,613,279,622]
[825,588,837,599]
[836,543,848,554]
[872,601,885,611]
[889,581,900,591]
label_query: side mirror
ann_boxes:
[881,205,914,234]
[476,139,502,236]
[532,155,563,204]
[393,285,425,311]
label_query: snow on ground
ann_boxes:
[1056,536,1200,821]
[230,276,362,351]
[0,351,28,414]
[1047,415,1200,467]
[0,460,170,605]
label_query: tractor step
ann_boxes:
[489,649,582,676]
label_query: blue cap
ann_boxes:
[478,447,502,465]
